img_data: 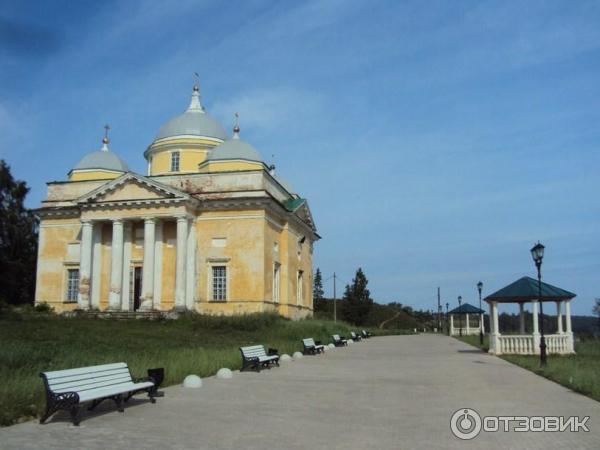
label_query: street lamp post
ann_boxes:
[477,281,484,346]
[446,302,449,336]
[458,296,463,337]
[530,241,547,366]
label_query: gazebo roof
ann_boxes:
[448,303,484,315]
[484,276,576,304]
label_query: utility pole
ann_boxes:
[333,272,337,323]
[437,287,441,332]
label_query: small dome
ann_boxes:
[72,136,129,173]
[209,125,262,162]
[155,86,227,141]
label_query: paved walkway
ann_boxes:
[1,335,599,449]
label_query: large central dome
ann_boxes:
[154,86,227,141]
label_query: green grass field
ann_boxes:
[456,334,600,402]
[0,311,404,426]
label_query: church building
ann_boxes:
[34,84,319,319]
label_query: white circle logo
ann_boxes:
[450,408,482,440]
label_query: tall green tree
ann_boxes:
[313,267,324,301]
[0,160,38,305]
[341,267,373,325]
[594,298,600,325]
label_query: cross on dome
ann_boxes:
[233,112,240,139]
[101,124,110,151]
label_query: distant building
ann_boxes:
[35,84,319,319]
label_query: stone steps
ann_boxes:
[69,310,165,320]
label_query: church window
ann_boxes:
[212,266,227,301]
[273,263,281,303]
[297,271,303,305]
[171,151,180,172]
[66,268,79,302]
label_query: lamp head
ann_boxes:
[530,241,545,266]
[477,281,483,293]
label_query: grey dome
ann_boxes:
[209,134,262,162]
[155,87,227,141]
[73,142,129,172]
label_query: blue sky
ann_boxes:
[1,0,599,315]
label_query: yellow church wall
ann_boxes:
[68,170,123,182]
[195,210,266,315]
[198,160,263,174]
[160,221,177,310]
[149,149,209,176]
[35,219,81,312]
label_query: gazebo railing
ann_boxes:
[452,327,481,336]
[498,335,535,354]
[496,334,570,355]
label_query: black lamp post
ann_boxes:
[477,281,484,346]
[530,241,547,367]
[446,302,449,336]
[458,295,463,337]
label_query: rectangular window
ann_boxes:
[212,266,227,301]
[297,270,303,305]
[273,263,280,303]
[171,151,180,172]
[66,269,79,302]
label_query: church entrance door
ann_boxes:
[133,267,142,311]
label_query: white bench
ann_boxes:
[39,362,156,425]
[361,329,372,339]
[332,334,348,347]
[240,345,280,371]
[350,331,362,342]
[302,338,325,355]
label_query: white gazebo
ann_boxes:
[448,303,485,336]
[485,276,576,355]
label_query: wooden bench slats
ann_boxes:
[52,376,135,394]
[44,363,128,380]
[77,381,154,403]
[48,369,131,388]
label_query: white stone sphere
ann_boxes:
[216,368,233,379]
[183,375,202,388]
[328,343,335,349]
[292,351,304,360]
[280,354,292,362]
[321,345,329,352]
[347,339,354,345]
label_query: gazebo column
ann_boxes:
[556,301,563,334]
[531,300,540,354]
[449,314,454,336]
[480,313,485,334]
[489,301,500,354]
[565,300,574,353]
[77,220,94,310]
[519,303,525,334]
[465,313,470,334]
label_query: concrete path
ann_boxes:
[1,335,599,449]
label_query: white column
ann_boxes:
[185,219,197,310]
[556,301,563,334]
[565,300,574,353]
[174,216,188,309]
[153,221,163,310]
[108,219,124,310]
[492,303,499,336]
[449,314,454,335]
[519,303,525,334]
[140,218,156,311]
[532,300,540,354]
[121,223,133,311]
[480,313,485,334]
[490,301,500,354]
[90,223,102,309]
[78,220,93,310]
[465,313,470,334]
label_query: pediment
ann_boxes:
[294,200,317,232]
[77,172,189,204]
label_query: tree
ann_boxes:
[594,298,600,325]
[313,267,324,301]
[0,160,38,305]
[341,267,373,325]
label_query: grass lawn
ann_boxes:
[0,311,404,426]
[456,334,600,403]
